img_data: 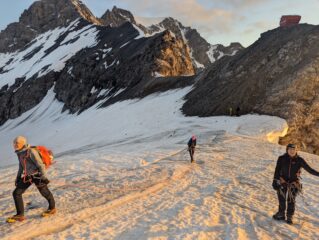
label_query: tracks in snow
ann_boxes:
[1,132,319,239]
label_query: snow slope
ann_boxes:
[0,87,319,239]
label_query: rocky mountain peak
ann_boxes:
[100,6,137,27]
[143,17,244,68]
[0,0,100,53]
[70,0,101,25]
[153,30,195,77]
[228,42,243,49]
[19,0,100,30]
[99,7,243,69]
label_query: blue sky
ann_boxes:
[0,0,318,47]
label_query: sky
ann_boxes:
[0,0,318,47]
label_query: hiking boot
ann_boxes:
[273,212,285,221]
[286,215,293,225]
[6,215,25,223]
[41,208,57,217]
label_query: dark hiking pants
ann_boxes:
[277,185,298,217]
[13,176,55,216]
[189,147,195,162]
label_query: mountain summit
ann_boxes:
[0,0,100,53]
[100,6,243,69]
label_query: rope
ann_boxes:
[278,181,312,239]
[51,147,192,193]
[52,183,148,193]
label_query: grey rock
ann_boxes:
[0,0,100,53]
[183,24,319,154]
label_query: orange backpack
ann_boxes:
[31,146,54,169]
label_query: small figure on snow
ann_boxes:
[188,135,197,163]
[272,143,319,224]
[229,107,233,116]
[236,106,241,116]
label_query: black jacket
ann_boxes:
[188,138,196,148]
[274,153,319,182]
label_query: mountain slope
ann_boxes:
[183,24,319,154]
[0,2,195,125]
[100,6,139,28]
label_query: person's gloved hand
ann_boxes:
[41,177,50,185]
[15,178,18,186]
[272,179,281,190]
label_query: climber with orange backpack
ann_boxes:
[6,136,56,223]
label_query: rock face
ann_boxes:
[0,0,100,53]
[146,17,212,68]
[100,6,137,28]
[53,24,194,113]
[183,24,319,154]
[145,18,243,67]
[207,42,243,62]
[100,7,244,68]
[0,73,57,125]
[152,31,194,77]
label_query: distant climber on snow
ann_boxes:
[6,136,56,223]
[188,135,197,163]
[236,106,241,116]
[272,143,319,225]
[229,107,233,116]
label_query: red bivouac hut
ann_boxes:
[280,15,301,27]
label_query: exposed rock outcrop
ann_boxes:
[183,24,319,154]
[0,0,100,53]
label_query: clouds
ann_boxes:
[83,0,243,35]
[242,20,274,35]
[129,0,239,34]
[87,0,292,44]
[105,0,275,41]
[220,0,265,8]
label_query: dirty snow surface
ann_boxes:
[0,87,319,240]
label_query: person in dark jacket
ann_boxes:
[188,135,197,163]
[7,136,56,223]
[272,143,319,224]
[236,106,240,116]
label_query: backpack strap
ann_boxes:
[18,149,32,183]
[18,149,39,183]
